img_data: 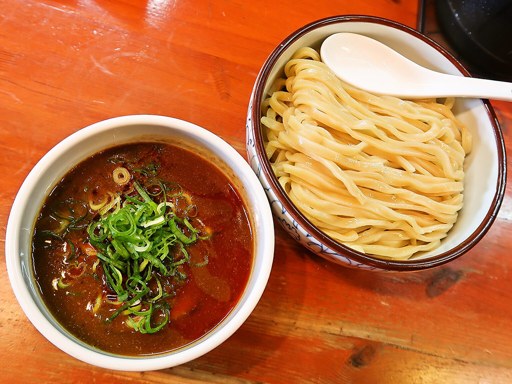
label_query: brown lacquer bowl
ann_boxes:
[246,15,506,271]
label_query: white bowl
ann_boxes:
[246,15,506,271]
[6,115,275,370]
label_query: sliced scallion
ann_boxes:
[87,179,210,334]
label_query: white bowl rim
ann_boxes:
[6,114,275,370]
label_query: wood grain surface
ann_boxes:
[1,1,511,383]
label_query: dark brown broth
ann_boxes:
[32,142,253,356]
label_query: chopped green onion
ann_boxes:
[113,167,130,185]
[53,198,88,227]
[86,178,210,334]
[38,230,77,262]
[169,217,197,244]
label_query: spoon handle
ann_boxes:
[434,72,512,101]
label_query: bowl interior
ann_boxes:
[256,17,504,263]
[6,115,274,370]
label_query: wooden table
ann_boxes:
[1,1,511,382]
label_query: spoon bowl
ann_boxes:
[320,32,512,101]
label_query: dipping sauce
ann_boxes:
[32,142,253,356]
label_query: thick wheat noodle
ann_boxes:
[261,46,472,259]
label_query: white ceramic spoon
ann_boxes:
[320,32,512,101]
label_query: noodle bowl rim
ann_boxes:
[249,15,506,271]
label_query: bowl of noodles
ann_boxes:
[246,15,506,271]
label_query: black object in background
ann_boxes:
[436,0,512,81]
